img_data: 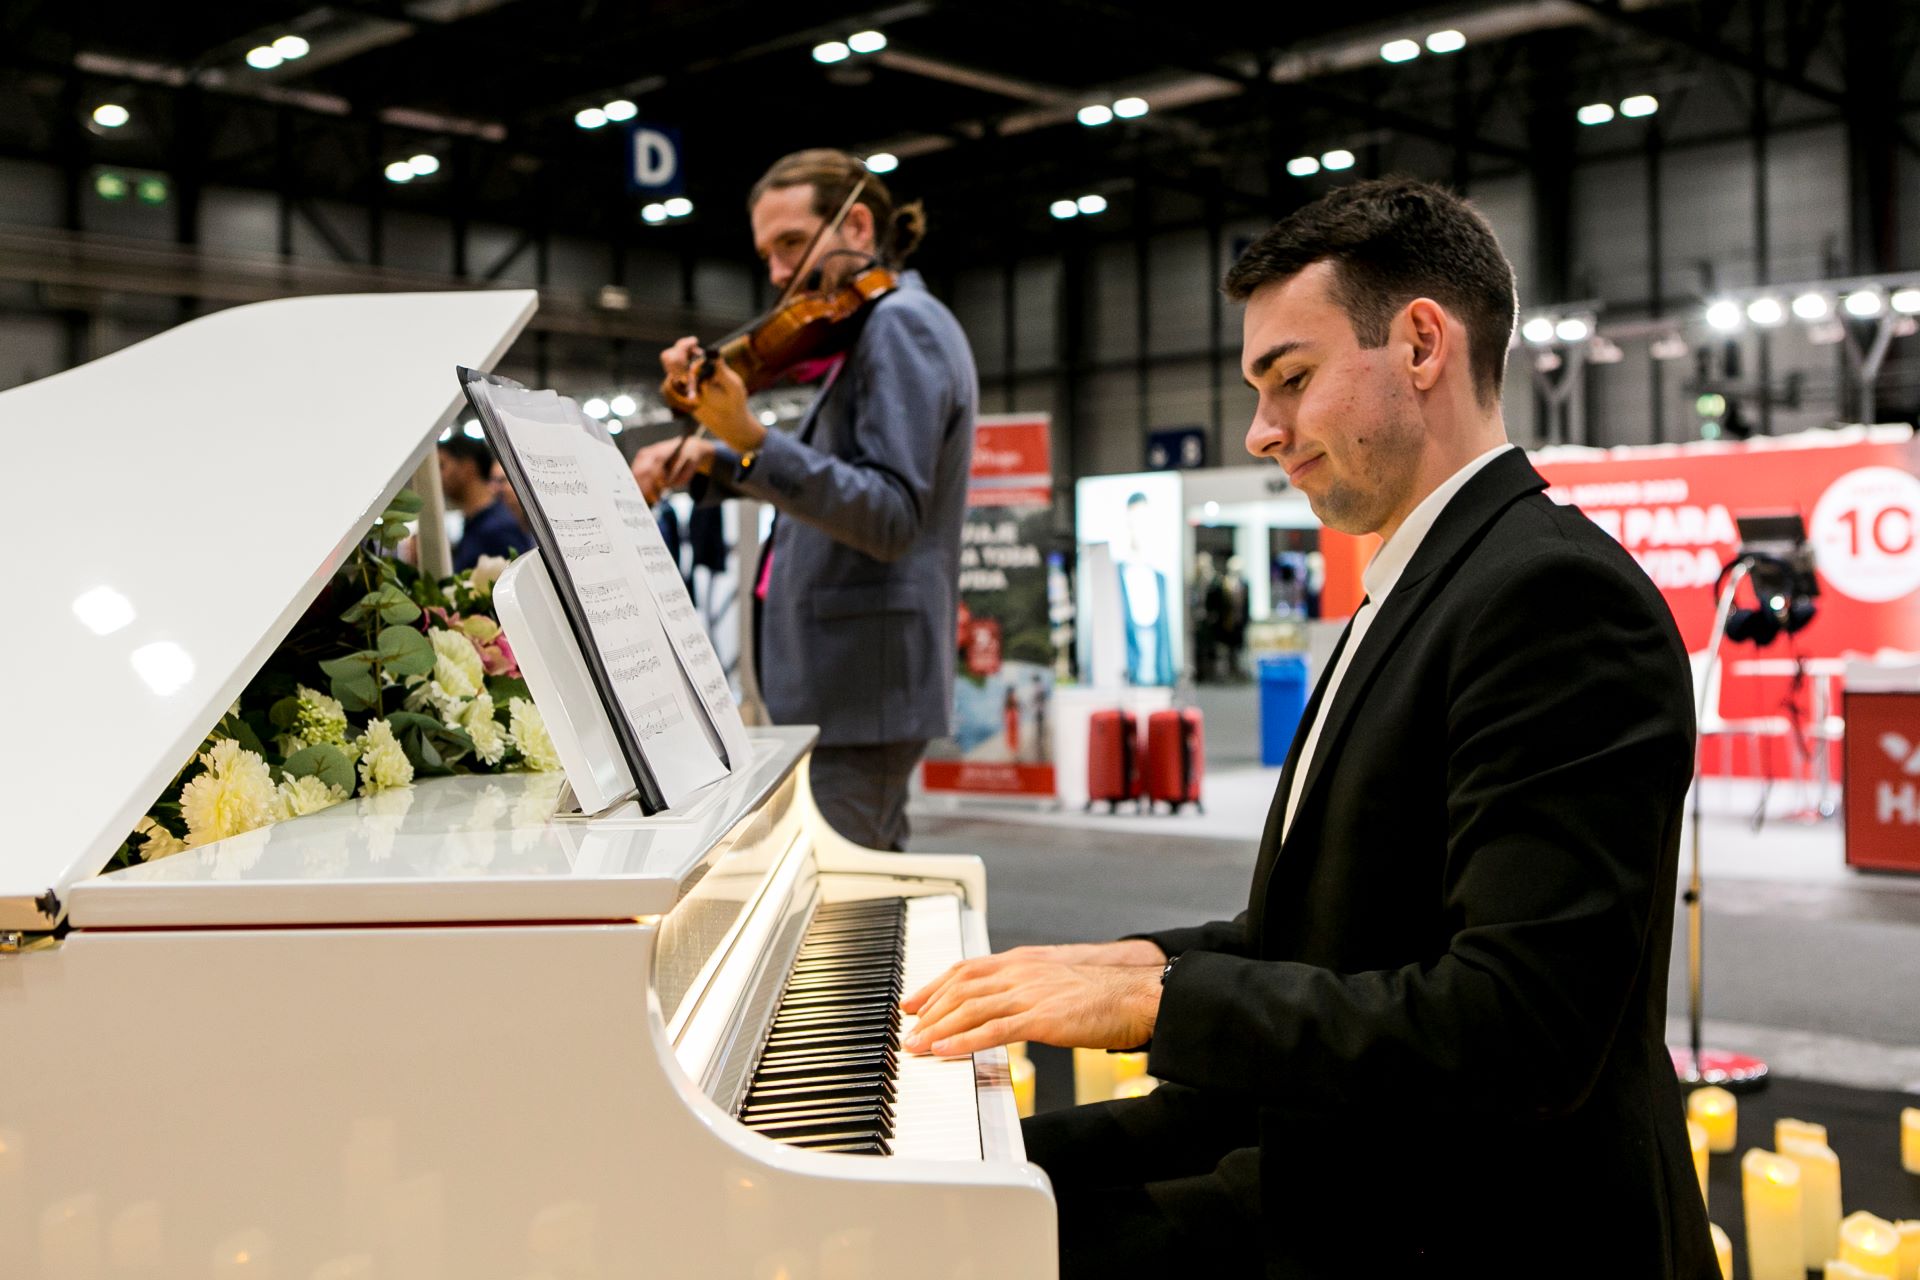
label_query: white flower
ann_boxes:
[134,816,187,862]
[462,691,508,766]
[469,555,510,595]
[508,697,562,772]
[356,719,415,795]
[407,678,467,722]
[430,629,486,699]
[278,684,352,757]
[180,739,277,847]
[272,774,349,823]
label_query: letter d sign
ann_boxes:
[628,126,682,194]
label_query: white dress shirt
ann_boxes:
[1281,443,1516,841]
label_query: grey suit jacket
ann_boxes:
[698,271,976,746]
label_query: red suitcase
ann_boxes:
[1145,707,1205,814]
[1086,709,1143,812]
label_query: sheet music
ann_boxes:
[467,382,728,808]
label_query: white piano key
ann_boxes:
[891,895,984,1161]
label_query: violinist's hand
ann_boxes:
[631,435,714,503]
[685,357,765,454]
[897,942,1166,1058]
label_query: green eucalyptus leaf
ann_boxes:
[318,653,375,680]
[269,696,302,731]
[330,669,380,713]
[377,626,436,678]
[383,489,424,519]
[282,744,356,795]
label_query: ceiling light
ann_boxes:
[864,152,898,174]
[1521,316,1556,344]
[1790,292,1830,320]
[642,203,669,224]
[603,99,637,122]
[1554,317,1590,342]
[610,394,638,417]
[1380,39,1421,63]
[1320,149,1355,171]
[1425,29,1466,54]
[91,103,129,128]
[1892,288,1920,315]
[1577,103,1615,126]
[1076,194,1108,215]
[1746,297,1785,326]
[1843,290,1883,318]
[1286,155,1321,177]
[245,46,284,70]
[1650,334,1690,360]
[408,154,440,177]
[663,196,693,217]
[848,30,888,54]
[94,172,128,200]
[1113,97,1149,119]
[813,40,851,64]
[1077,104,1114,127]
[605,418,624,434]
[582,398,610,419]
[1807,321,1845,346]
[272,35,310,59]
[1705,299,1743,330]
[1586,335,1624,364]
[438,426,453,443]
[575,107,608,130]
[760,410,779,426]
[384,161,415,183]
[462,419,483,439]
[1050,200,1079,220]
[1619,94,1658,118]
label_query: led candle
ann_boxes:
[1010,1056,1035,1119]
[1839,1211,1901,1278]
[1777,1117,1829,1149]
[1689,1120,1710,1206]
[1741,1150,1804,1280]
[1110,1052,1149,1086]
[1072,1047,1116,1105]
[1831,1263,1882,1280]
[1710,1223,1732,1280]
[1780,1138,1844,1271]
[1903,1109,1920,1175]
[1006,1041,1027,1063]
[1894,1221,1920,1280]
[1113,1075,1158,1099]
[1690,1086,1738,1153]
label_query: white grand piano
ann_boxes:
[0,291,1055,1277]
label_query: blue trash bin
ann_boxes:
[1258,654,1309,766]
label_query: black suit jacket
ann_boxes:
[1139,450,1716,1277]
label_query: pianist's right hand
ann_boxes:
[632,435,716,505]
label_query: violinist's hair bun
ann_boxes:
[750,149,927,265]
[890,202,927,262]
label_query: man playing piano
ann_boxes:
[901,180,1717,1278]
[632,150,975,852]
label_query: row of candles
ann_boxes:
[1000,1044,1158,1119]
[1687,1085,1920,1279]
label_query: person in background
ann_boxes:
[489,460,528,535]
[439,436,527,572]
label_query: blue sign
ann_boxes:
[627,125,683,194]
[1146,426,1207,471]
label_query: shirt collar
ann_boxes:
[1361,443,1516,603]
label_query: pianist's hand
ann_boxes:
[632,436,714,503]
[899,941,1167,1059]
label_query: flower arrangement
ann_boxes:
[117,491,559,865]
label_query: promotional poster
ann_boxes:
[1074,471,1186,688]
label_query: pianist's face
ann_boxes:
[751,184,877,294]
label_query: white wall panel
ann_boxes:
[1012,256,1059,374]
[1084,241,1138,361]
[693,259,755,314]
[952,265,1006,378]
[548,234,613,291]
[1145,229,1212,358]
[0,313,66,389]
[383,210,452,275]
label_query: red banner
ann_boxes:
[1844,691,1920,871]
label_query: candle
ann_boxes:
[1112,1075,1158,1099]
[1840,1211,1901,1278]
[1741,1150,1804,1280]
[1780,1138,1844,1271]
[1831,1264,1883,1280]
[1006,1041,1027,1063]
[1072,1047,1115,1105]
[1690,1086,1738,1154]
[1903,1109,1920,1175]
[1778,1116,1829,1149]
[1110,1052,1148,1085]
[1710,1223,1732,1280]
[1895,1222,1920,1280]
[1689,1120,1710,1206]
[1010,1056,1035,1119]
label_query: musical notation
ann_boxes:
[625,692,685,740]
[551,515,613,558]
[662,599,697,625]
[699,673,732,707]
[638,544,677,573]
[521,450,590,497]
[614,495,654,534]
[578,580,643,625]
[604,640,665,685]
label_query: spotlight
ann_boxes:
[759,410,779,426]
[1746,297,1785,326]
[575,107,608,130]
[1843,290,1884,318]
[1521,316,1556,344]
[605,418,624,434]
[1077,104,1114,127]
[1892,288,1920,315]
[1380,39,1421,63]
[1320,149,1355,171]
[1790,293,1830,321]
[408,154,440,177]
[245,46,284,70]
[1705,299,1743,331]
[642,203,669,224]
[1554,317,1590,342]
[1425,29,1466,54]
[1204,501,1220,518]
[1114,97,1149,119]
[1286,155,1321,177]
[1577,103,1615,126]
[864,152,898,174]
[848,30,887,54]
[1076,194,1108,215]
[438,427,453,443]
[384,161,415,184]
[603,99,637,122]
[1620,94,1658,118]
[462,419,483,439]
[610,394,638,417]
[812,41,850,64]
[663,196,693,217]
[272,35,310,59]
[94,172,128,200]
[582,398,610,419]
[92,103,129,128]
[1050,200,1079,220]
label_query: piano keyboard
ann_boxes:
[739,894,983,1160]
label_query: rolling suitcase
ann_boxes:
[1086,709,1143,812]
[1144,707,1205,814]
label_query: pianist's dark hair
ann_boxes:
[438,433,493,477]
[749,149,926,265]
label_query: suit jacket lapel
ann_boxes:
[796,355,849,445]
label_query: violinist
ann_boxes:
[632,148,977,851]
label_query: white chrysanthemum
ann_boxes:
[469,555,510,596]
[356,719,415,795]
[134,816,187,861]
[180,739,277,847]
[406,677,467,722]
[272,774,349,823]
[462,692,508,766]
[430,629,486,699]
[508,697,562,772]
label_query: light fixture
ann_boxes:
[462,419,483,439]
[1204,501,1220,518]
[1577,103,1615,126]
[245,46,284,70]
[1521,316,1556,344]
[642,203,669,224]
[663,196,693,217]
[575,107,608,130]
[1050,200,1079,220]
[1076,194,1108,215]
[136,176,167,204]
[1745,297,1785,326]
[92,103,129,128]
[1320,149,1355,171]
[1650,333,1689,360]
[1425,29,1466,54]
[1286,155,1320,177]
[384,161,415,184]
[272,35,310,59]
[759,410,779,426]
[603,99,637,122]
[1790,292,1830,320]
[1586,335,1624,364]
[1843,290,1883,318]
[1705,299,1743,330]
[610,393,638,417]
[864,152,898,174]
[1380,39,1421,63]
[812,40,850,63]
[1554,317,1590,342]
[582,398,610,419]
[408,154,440,177]
[1892,288,1920,315]
[95,172,128,200]
[605,418,624,434]
[438,426,453,442]
[847,30,887,54]
[1077,104,1114,127]
[1113,96,1149,119]
[1806,320,1845,346]
[1619,94,1659,118]
[72,586,135,636]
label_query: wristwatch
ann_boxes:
[1160,954,1179,986]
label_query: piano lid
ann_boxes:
[0,290,537,932]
